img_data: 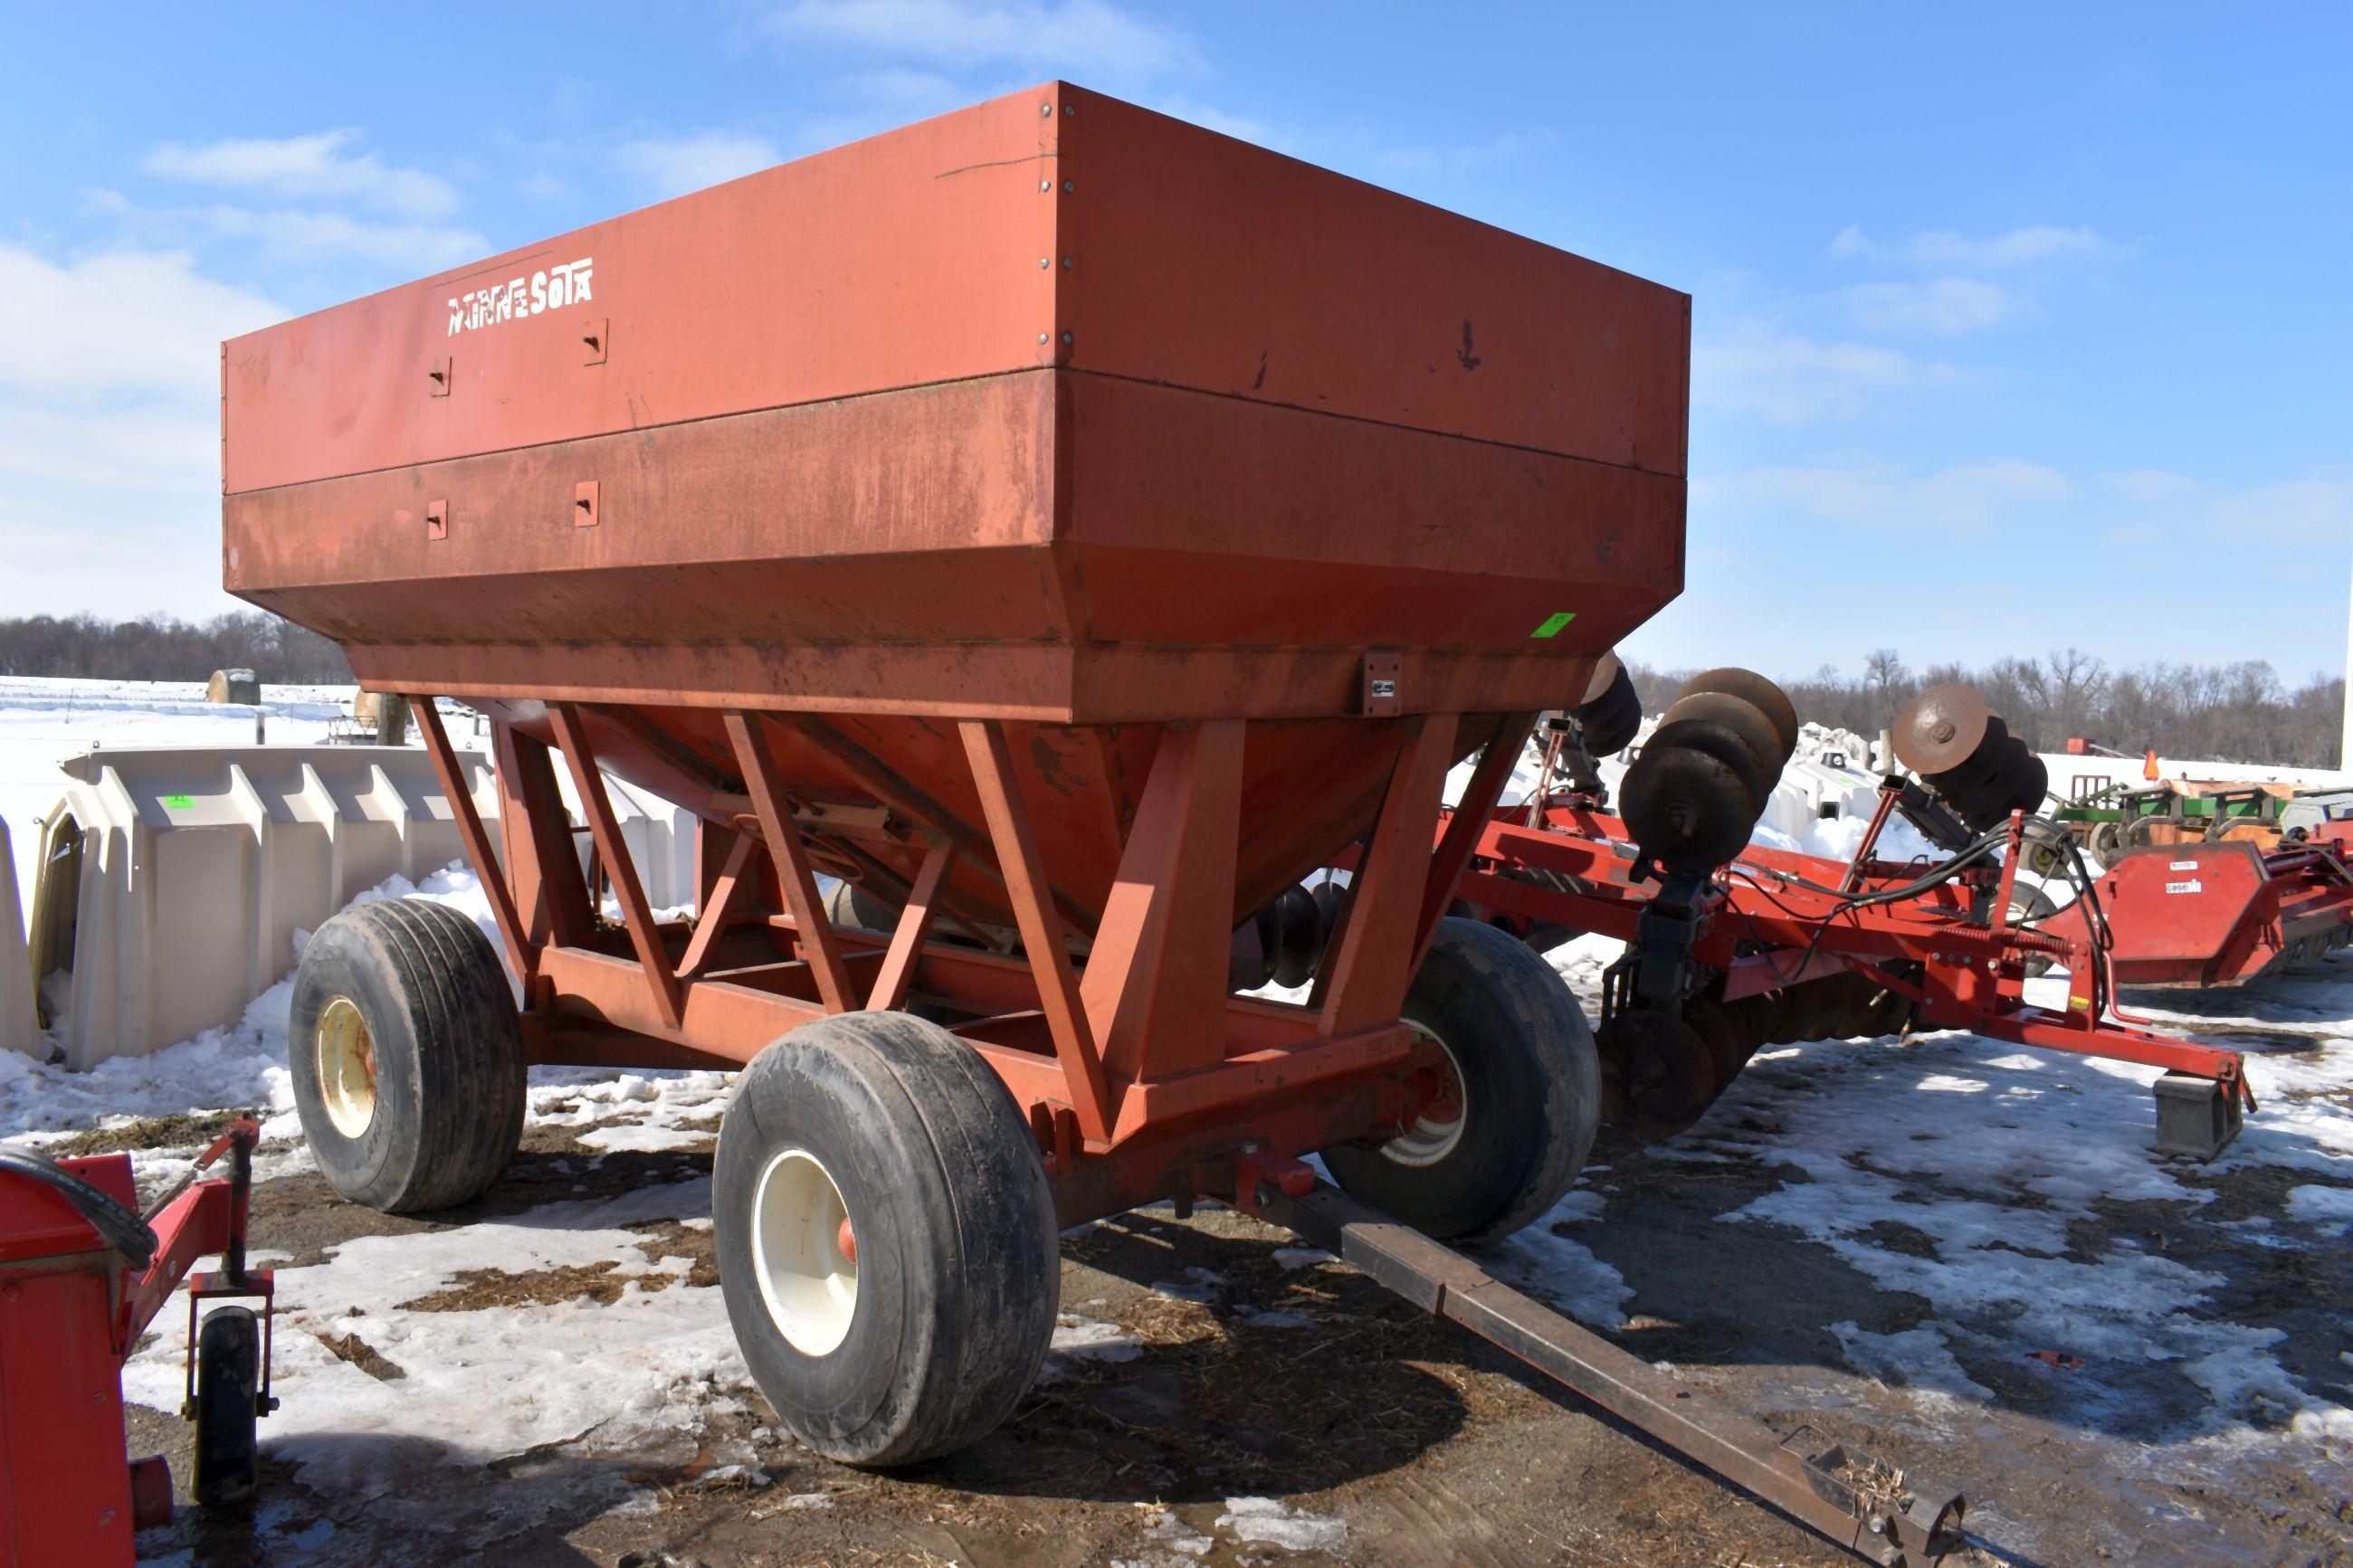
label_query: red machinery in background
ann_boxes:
[0,1123,275,1565]
[2041,834,2353,990]
[1447,709,2251,1160]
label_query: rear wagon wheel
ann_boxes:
[715,1011,1058,1467]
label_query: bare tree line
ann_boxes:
[1626,649,2347,769]
[0,612,354,685]
[1,614,2341,768]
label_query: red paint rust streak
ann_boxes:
[412,696,535,988]
[548,704,683,1029]
[959,718,1113,1142]
[724,712,857,1012]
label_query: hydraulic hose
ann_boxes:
[0,1142,157,1271]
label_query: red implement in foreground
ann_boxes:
[2041,837,2353,989]
[1451,780,2251,1159]
[0,1124,275,1566]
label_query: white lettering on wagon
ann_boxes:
[447,258,594,336]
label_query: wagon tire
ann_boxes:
[193,1305,262,1510]
[1322,917,1599,1245]
[715,1011,1058,1468]
[289,898,525,1213]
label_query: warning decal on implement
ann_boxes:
[160,793,195,809]
[1530,612,1577,639]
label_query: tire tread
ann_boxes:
[291,897,525,1213]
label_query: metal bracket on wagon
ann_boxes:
[1232,1177,1971,1567]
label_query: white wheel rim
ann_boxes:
[1384,1021,1467,1167]
[315,995,378,1139]
[749,1147,860,1356]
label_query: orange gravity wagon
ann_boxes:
[221,85,1964,1562]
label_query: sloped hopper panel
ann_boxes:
[222,82,1690,923]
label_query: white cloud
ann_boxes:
[0,242,288,617]
[0,401,223,496]
[842,66,968,109]
[1830,223,2110,270]
[145,129,456,219]
[1838,277,2016,335]
[1708,456,2073,532]
[203,208,488,270]
[615,132,783,197]
[2209,474,2352,545]
[1148,94,1280,147]
[0,242,283,399]
[765,0,1201,78]
[1693,321,1962,424]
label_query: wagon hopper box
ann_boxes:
[221,85,1964,1563]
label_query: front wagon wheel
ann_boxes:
[714,1011,1059,1467]
[289,898,526,1213]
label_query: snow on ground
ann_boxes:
[6,677,2353,1540]
[121,1177,743,1499]
[1472,912,2353,1471]
[1518,927,2353,1460]
[1214,1496,1349,1553]
[6,841,757,1502]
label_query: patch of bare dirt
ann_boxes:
[45,1110,253,1156]
[628,1218,721,1288]
[398,1259,636,1311]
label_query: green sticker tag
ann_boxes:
[160,793,195,810]
[1529,611,1577,639]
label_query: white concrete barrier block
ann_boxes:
[0,819,35,1059]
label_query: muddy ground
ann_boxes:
[110,1080,2351,1568]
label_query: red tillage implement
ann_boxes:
[1449,763,2251,1159]
[0,1125,274,1566]
[221,85,1962,1562]
[2041,838,2353,990]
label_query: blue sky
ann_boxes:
[4,4,2347,683]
